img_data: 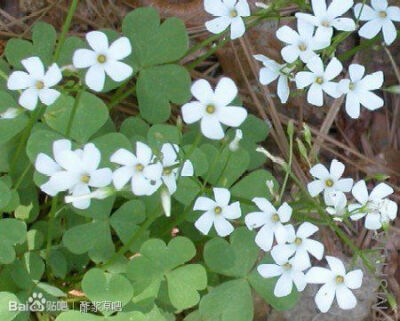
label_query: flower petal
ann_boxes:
[257,264,283,278]
[214,77,238,106]
[191,79,214,104]
[277,75,290,103]
[108,37,132,60]
[112,166,133,190]
[281,45,300,64]
[336,286,357,310]
[21,56,44,78]
[332,17,356,31]
[295,71,315,89]
[354,4,376,21]
[89,168,112,187]
[358,19,383,39]
[315,283,336,313]
[35,153,61,176]
[307,180,325,197]
[73,49,97,69]
[214,215,234,237]
[104,61,133,82]
[194,196,216,211]
[201,116,225,140]
[230,17,246,39]
[274,273,293,297]
[19,88,39,111]
[255,225,274,251]
[352,180,369,204]
[110,149,136,166]
[325,57,343,81]
[345,92,361,119]
[223,201,241,219]
[311,0,327,17]
[85,64,106,92]
[195,211,214,235]
[218,106,247,127]
[245,211,269,229]
[204,0,228,16]
[82,143,100,172]
[335,178,354,193]
[205,16,232,35]
[330,159,345,179]
[44,63,62,88]
[136,142,153,165]
[387,6,400,22]
[39,89,60,106]
[252,197,276,213]
[213,187,231,206]
[306,267,333,283]
[364,213,382,230]
[277,202,292,223]
[297,222,319,238]
[304,239,324,260]
[307,83,324,106]
[358,91,384,111]
[344,269,363,289]
[86,31,109,53]
[182,102,205,124]
[276,26,299,44]
[327,0,354,18]
[326,256,346,275]
[7,71,31,90]
[349,64,365,82]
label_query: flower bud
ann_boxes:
[161,187,171,217]
[229,129,243,152]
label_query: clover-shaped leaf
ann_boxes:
[56,310,146,321]
[11,252,44,290]
[0,219,27,264]
[0,292,21,321]
[82,268,134,316]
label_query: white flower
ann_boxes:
[296,0,356,41]
[204,0,251,40]
[354,0,400,45]
[194,187,241,237]
[271,222,324,270]
[245,198,292,251]
[161,187,172,217]
[181,78,247,140]
[64,187,114,206]
[276,19,329,64]
[295,56,343,106]
[306,256,363,312]
[0,107,21,119]
[7,56,62,111]
[349,180,398,230]
[253,54,292,104]
[258,248,307,297]
[229,129,243,151]
[160,143,194,194]
[110,142,163,196]
[35,140,113,209]
[307,159,354,202]
[73,31,133,92]
[338,64,384,119]
[326,191,348,221]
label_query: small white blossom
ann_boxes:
[295,56,343,106]
[354,0,400,45]
[271,222,324,270]
[110,142,163,196]
[326,191,347,221]
[181,78,247,140]
[254,54,292,104]
[338,64,384,119]
[160,143,194,194]
[306,256,363,312]
[276,19,329,64]
[8,56,62,110]
[229,129,243,151]
[0,107,21,119]
[35,140,113,209]
[64,187,114,206]
[245,198,292,251]
[349,180,398,230]
[258,248,307,297]
[194,187,241,237]
[73,31,133,92]
[296,0,356,41]
[204,0,251,40]
[307,159,354,202]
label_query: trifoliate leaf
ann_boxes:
[11,252,44,290]
[31,22,56,66]
[147,124,182,149]
[0,292,20,321]
[0,219,26,264]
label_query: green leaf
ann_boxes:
[44,92,109,143]
[56,36,86,66]
[32,22,56,65]
[0,219,26,264]
[174,177,201,206]
[231,169,278,201]
[120,116,149,140]
[204,227,258,278]
[49,250,68,279]
[147,124,181,149]
[82,268,134,316]
[199,279,253,321]
[0,180,11,210]
[122,7,188,67]
[137,65,191,124]
[239,115,270,143]
[91,133,132,168]
[248,255,300,311]
[26,129,65,164]
[4,39,34,68]
[165,264,207,310]
[11,252,44,290]
[56,311,146,321]
[0,292,20,321]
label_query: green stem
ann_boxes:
[45,196,59,275]
[53,0,79,62]
[107,85,136,111]
[279,130,294,203]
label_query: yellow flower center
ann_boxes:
[80,174,90,183]
[298,43,307,52]
[163,167,172,175]
[272,213,280,222]
[321,20,330,27]
[97,54,107,64]
[294,237,302,245]
[230,9,238,18]
[349,82,355,90]
[315,77,324,85]
[325,179,334,187]
[379,11,387,18]
[335,275,344,284]
[35,81,45,90]
[206,104,216,114]
[135,163,144,172]
[214,206,222,214]
[283,263,292,270]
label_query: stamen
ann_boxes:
[325,179,334,187]
[97,54,107,64]
[214,206,222,214]
[206,104,216,114]
[135,164,144,172]
[35,81,45,90]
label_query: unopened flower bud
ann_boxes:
[229,129,243,152]
[161,187,171,217]
[256,146,286,167]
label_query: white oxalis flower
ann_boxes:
[258,248,307,297]
[253,54,292,104]
[326,191,348,221]
[354,0,400,45]
[245,198,292,251]
[271,222,324,270]
[296,0,356,41]
[204,0,251,40]
[73,31,133,92]
[307,159,354,202]
[276,19,329,64]
[338,64,384,119]
[7,56,62,111]
[181,77,247,140]
[194,187,241,237]
[35,140,112,209]
[295,56,343,107]
[160,143,194,194]
[306,256,363,312]
[349,180,398,230]
[111,142,163,196]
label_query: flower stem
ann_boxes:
[45,196,60,279]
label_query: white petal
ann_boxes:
[358,20,383,39]
[44,63,62,88]
[204,0,228,16]
[325,58,343,81]
[322,82,341,98]
[330,159,345,179]
[326,256,346,275]
[56,150,82,172]
[295,71,315,89]
[359,71,384,90]
[271,244,296,265]
[303,239,324,260]
[191,79,214,104]
[46,171,78,192]
[332,18,356,31]
[245,211,268,229]
[89,168,112,187]
[19,88,39,110]
[205,16,232,35]
[86,31,109,53]
[161,143,178,166]
[214,215,234,237]
[275,224,289,244]
[200,116,225,140]
[336,286,357,310]
[39,89,60,106]
[110,149,136,166]
[71,183,91,210]
[315,283,336,313]
[252,197,276,213]
[218,106,247,127]
[235,0,250,16]
[276,26,299,44]
[306,267,333,283]
[181,160,194,176]
[314,26,334,42]
[195,211,215,235]
[345,92,361,119]
[293,248,312,270]
[358,91,384,111]
[257,264,283,278]
[223,202,241,219]
[311,0,327,17]
[230,17,246,39]
[182,102,204,124]
[274,273,293,297]
[104,61,133,82]
[136,142,153,165]
[40,181,59,196]
[281,45,300,64]
[82,143,100,172]
[349,64,365,82]
[335,178,354,193]
[371,0,388,11]
[383,22,397,46]
[214,77,237,106]
[255,225,274,251]
[277,76,290,103]
[344,270,363,289]
[213,187,231,206]
[259,67,279,85]
[297,222,318,238]
[307,83,324,106]
[53,139,71,159]
[292,271,307,292]
[307,180,325,197]
[35,154,61,176]
[295,13,320,26]
[327,0,354,18]
[163,175,177,194]
[85,65,106,92]
[194,196,216,211]
[352,180,369,204]
[112,166,133,190]
[7,71,31,90]
[131,174,153,196]
[354,4,376,21]
[387,6,400,22]
[277,202,292,223]
[143,163,163,181]
[108,37,132,60]
[364,213,382,230]
[21,56,44,78]
[73,49,97,68]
